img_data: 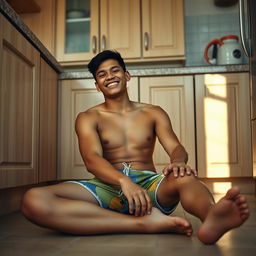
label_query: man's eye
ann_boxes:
[98,73,105,78]
[113,69,119,72]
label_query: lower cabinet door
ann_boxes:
[140,75,195,172]
[0,15,40,188]
[195,73,252,178]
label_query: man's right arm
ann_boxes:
[75,111,152,216]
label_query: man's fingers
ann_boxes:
[127,197,134,215]
[192,169,198,176]
[138,192,147,216]
[179,167,185,177]
[130,191,152,217]
[133,196,141,217]
[164,164,198,178]
[163,167,170,176]
[185,166,191,175]
[173,167,179,177]
[145,192,152,215]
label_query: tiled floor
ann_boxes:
[0,194,255,256]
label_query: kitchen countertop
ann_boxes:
[59,64,249,80]
[0,0,249,78]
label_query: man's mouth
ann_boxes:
[105,81,119,88]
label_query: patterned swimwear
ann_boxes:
[66,162,178,215]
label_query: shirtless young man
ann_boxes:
[21,50,249,244]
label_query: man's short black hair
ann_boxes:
[88,50,127,80]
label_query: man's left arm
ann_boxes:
[151,106,197,178]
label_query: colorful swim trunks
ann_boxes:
[66,163,178,215]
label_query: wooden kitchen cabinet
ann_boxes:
[100,0,140,59]
[195,73,252,178]
[20,0,57,56]
[0,14,40,188]
[6,0,41,13]
[142,0,185,59]
[56,0,140,64]
[59,77,139,180]
[56,0,99,63]
[0,14,58,188]
[140,75,195,172]
[56,0,184,66]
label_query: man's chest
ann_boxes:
[97,111,155,148]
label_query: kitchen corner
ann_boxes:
[0,0,254,206]
[0,0,256,255]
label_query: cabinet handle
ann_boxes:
[144,32,149,51]
[92,36,97,53]
[102,35,107,51]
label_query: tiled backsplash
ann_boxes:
[185,13,247,66]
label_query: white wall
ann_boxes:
[185,0,238,16]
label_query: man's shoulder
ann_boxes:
[134,102,164,114]
[78,104,104,117]
[76,104,104,125]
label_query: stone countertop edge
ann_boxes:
[59,64,249,80]
[0,0,63,73]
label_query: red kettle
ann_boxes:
[204,35,243,65]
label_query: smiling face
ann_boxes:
[95,59,130,98]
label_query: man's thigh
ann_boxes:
[40,182,99,205]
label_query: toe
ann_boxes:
[225,187,240,200]
[240,208,249,215]
[186,231,193,236]
[239,203,248,210]
[236,196,246,205]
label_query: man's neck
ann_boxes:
[103,93,133,113]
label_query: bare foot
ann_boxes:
[142,207,193,236]
[197,187,249,244]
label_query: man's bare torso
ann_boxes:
[88,102,157,171]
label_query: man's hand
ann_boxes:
[119,177,152,217]
[162,162,198,178]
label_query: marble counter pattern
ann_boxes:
[59,64,249,80]
[0,0,63,73]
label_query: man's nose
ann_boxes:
[106,72,115,80]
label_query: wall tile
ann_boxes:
[185,13,247,66]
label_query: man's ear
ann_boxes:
[125,71,131,82]
[95,82,101,92]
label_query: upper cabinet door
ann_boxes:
[142,0,185,58]
[56,0,99,63]
[100,0,141,59]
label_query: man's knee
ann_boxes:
[21,187,53,220]
[166,173,198,187]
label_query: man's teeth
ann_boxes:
[106,82,118,87]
